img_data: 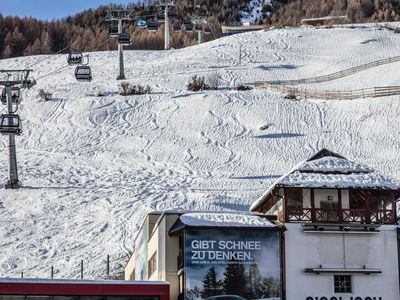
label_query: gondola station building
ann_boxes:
[125,149,400,300]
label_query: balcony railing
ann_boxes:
[286,207,395,224]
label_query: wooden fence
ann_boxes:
[255,82,400,100]
[255,55,400,100]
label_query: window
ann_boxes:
[286,188,303,208]
[148,251,157,278]
[334,275,352,293]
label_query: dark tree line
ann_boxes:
[3,0,400,59]
[267,0,400,26]
[201,261,280,299]
[0,0,252,59]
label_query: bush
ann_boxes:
[119,82,152,96]
[187,75,205,91]
[37,89,52,101]
[236,84,252,91]
[284,88,298,100]
[205,73,221,90]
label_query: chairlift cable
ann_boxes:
[35,64,71,82]
[0,106,8,114]
[91,37,112,52]
[34,37,111,82]
[24,16,107,69]
[178,5,217,39]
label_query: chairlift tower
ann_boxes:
[157,0,175,50]
[193,17,206,45]
[0,70,32,189]
[105,10,134,80]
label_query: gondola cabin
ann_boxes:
[195,23,202,32]
[108,25,119,37]
[168,10,177,20]
[1,87,21,105]
[0,114,22,135]
[173,22,181,32]
[118,33,132,45]
[147,21,159,32]
[156,13,165,23]
[67,52,83,65]
[184,20,193,31]
[75,66,92,82]
[137,18,147,28]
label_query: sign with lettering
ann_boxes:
[306,297,382,300]
[184,228,280,300]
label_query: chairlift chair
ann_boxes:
[156,13,165,23]
[1,87,21,105]
[184,20,193,31]
[204,25,212,35]
[137,18,147,28]
[0,114,22,135]
[147,21,159,32]
[174,22,181,32]
[75,66,92,82]
[195,23,202,32]
[67,52,83,65]
[118,33,132,45]
[108,25,119,38]
[168,10,177,20]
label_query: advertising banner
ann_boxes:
[184,228,280,300]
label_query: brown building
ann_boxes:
[250,148,400,300]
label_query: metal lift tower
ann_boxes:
[157,0,176,50]
[105,10,133,80]
[0,70,32,189]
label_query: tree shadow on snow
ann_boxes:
[257,64,301,71]
[254,133,305,139]
[172,93,193,99]
[230,175,281,180]
[22,185,87,190]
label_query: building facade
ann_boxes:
[126,149,400,300]
[251,149,400,300]
[125,212,282,300]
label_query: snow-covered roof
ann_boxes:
[302,16,348,22]
[179,212,277,228]
[250,149,400,211]
[297,156,373,174]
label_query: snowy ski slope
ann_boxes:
[0,23,400,279]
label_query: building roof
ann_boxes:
[180,212,277,227]
[301,15,348,22]
[250,149,400,211]
[169,211,277,235]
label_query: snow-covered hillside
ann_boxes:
[0,23,400,279]
[241,0,270,25]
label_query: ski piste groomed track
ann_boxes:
[0,23,400,279]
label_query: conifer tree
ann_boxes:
[222,261,247,297]
[246,261,263,299]
[201,266,223,298]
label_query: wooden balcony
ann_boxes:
[286,207,395,224]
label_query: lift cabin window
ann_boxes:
[334,275,352,293]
